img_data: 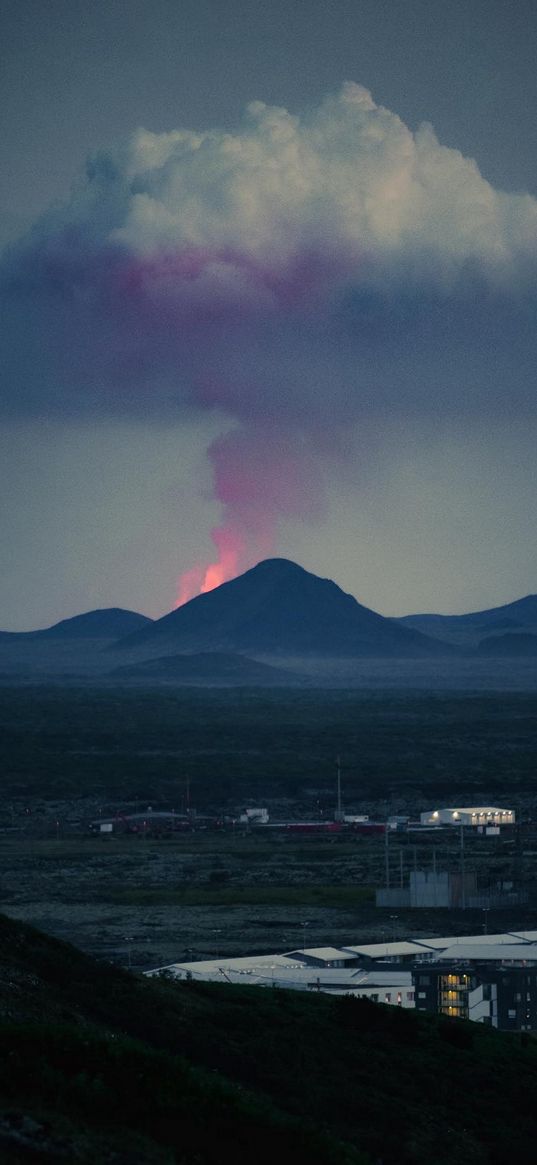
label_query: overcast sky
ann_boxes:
[1,0,536,628]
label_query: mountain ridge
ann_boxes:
[0,607,153,640]
[116,558,450,659]
[397,594,537,649]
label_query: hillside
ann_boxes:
[0,609,155,678]
[1,911,537,1163]
[111,650,308,685]
[118,558,448,660]
[397,595,537,648]
[18,607,153,639]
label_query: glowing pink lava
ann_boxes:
[176,527,247,605]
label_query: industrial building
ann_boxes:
[419,806,515,827]
[146,929,537,1030]
[147,950,416,1007]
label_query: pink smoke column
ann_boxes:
[176,423,325,604]
[176,527,251,605]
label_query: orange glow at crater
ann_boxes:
[176,526,245,606]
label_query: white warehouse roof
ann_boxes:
[436,943,537,963]
[342,940,439,959]
[287,946,359,963]
[145,931,537,994]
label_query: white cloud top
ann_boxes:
[83,82,536,284]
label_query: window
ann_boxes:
[418,992,426,999]
[419,976,430,986]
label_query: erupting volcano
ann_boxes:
[177,527,249,605]
[175,422,327,606]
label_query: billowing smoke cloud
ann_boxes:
[2,83,536,597]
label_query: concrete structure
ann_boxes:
[376,869,477,909]
[420,806,515,827]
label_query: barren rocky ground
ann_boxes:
[2,805,537,970]
[2,683,536,969]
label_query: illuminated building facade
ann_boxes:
[413,964,537,1030]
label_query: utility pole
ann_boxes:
[385,821,390,889]
[335,755,344,822]
[460,824,466,909]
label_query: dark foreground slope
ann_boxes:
[1,913,537,1165]
[119,558,447,659]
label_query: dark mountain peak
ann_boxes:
[246,557,305,574]
[118,557,448,659]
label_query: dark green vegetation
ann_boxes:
[1,684,536,805]
[1,911,537,1164]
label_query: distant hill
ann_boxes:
[117,558,450,659]
[2,911,537,1163]
[111,650,308,686]
[0,607,153,640]
[397,594,537,648]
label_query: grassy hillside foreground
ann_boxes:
[0,913,536,1163]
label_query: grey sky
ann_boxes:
[1,0,536,628]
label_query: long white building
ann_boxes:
[145,929,537,1014]
[419,806,515,827]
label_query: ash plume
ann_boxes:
[2,83,536,596]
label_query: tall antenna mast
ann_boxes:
[335,755,344,822]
